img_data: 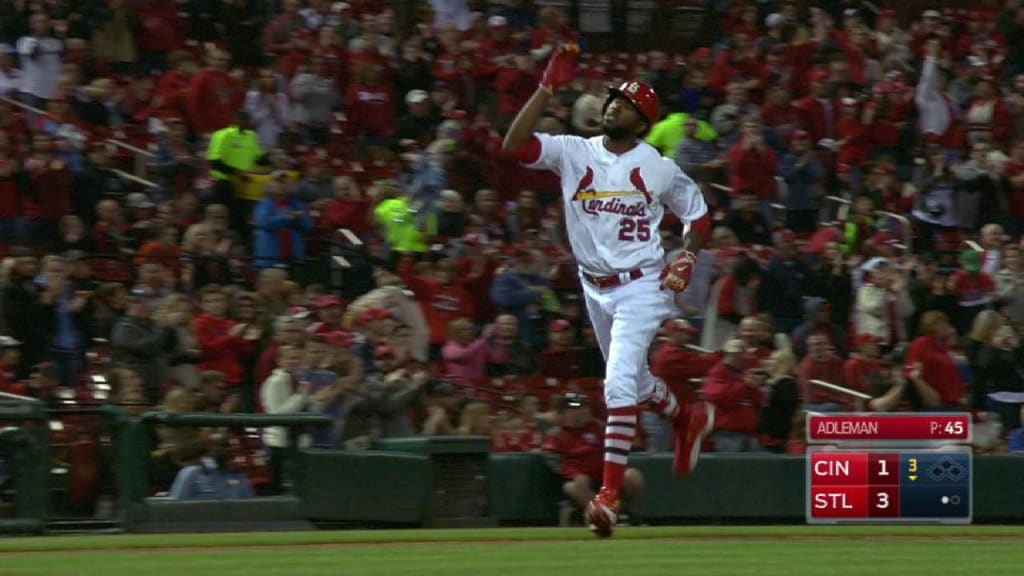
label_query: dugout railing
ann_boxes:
[115,412,330,529]
[0,392,50,534]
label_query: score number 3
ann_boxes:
[618,218,651,242]
[876,459,891,509]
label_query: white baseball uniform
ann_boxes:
[526,133,708,409]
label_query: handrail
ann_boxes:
[824,195,852,224]
[140,411,331,429]
[874,210,913,257]
[0,393,46,421]
[0,391,40,403]
[1,95,155,178]
[685,344,713,354]
[111,168,159,189]
[105,138,154,158]
[809,379,872,411]
[824,196,913,257]
[0,94,44,115]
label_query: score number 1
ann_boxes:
[868,453,900,517]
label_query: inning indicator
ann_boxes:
[806,447,972,524]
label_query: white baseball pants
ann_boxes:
[581,268,674,409]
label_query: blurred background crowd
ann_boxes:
[0,0,1023,501]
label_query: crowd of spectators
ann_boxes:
[1,0,1024,499]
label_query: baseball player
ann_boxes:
[502,44,716,538]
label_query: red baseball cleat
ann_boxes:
[584,487,619,539]
[674,401,715,476]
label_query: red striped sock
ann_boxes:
[602,406,638,501]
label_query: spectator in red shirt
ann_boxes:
[529,6,578,62]
[905,311,965,410]
[727,117,779,224]
[399,256,476,350]
[263,0,307,58]
[645,318,720,451]
[148,51,198,121]
[951,250,996,334]
[844,333,884,397]
[476,16,520,82]
[194,285,260,390]
[542,394,641,518]
[135,225,182,274]
[344,62,396,143]
[492,394,544,452]
[965,75,1011,148]
[322,176,371,237]
[835,98,871,170]
[761,85,801,143]
[495,55,538,120]
[796,68,835,143]
[186,49,243,136]
[702,339,764,452]
[135,0,185,73]
[538,319,581,382]
[0,336,28,396]
[24,134,72,247]
[0,131,25,245]
[652,318,720,405]
[797,333,848,411]
[309,295,347,336]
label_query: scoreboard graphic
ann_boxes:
[806,414,973,524]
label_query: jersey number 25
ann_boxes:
[618,217,651,242]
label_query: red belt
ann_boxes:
[582,269,644,289]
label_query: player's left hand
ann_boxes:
[660,250,697,293]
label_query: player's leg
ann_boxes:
[580,283,623,537]
[581,284,612,361]
[638,369,714,475]
[633,294,715,475]
[592,278,667,507]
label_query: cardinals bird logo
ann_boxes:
[629,167,654,204]
[573,167,595,199]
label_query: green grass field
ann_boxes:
[1,526,1022,576]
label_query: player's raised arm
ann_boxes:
[502,43,580,152]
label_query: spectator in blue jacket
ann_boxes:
[759,230,811,333]
[779,130,824,233]
[167,434,254,500]
[252,173,313,268]
[490,249,551,347]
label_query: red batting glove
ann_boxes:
[540,43,580,92]
[660,250,698,293]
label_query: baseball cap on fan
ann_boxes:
[0,335,21,349]
[559,393,589,411]
[765,13,784,28]
[406,89,429,105]
[665,318,699,335]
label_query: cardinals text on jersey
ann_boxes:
[525,133,707,275]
